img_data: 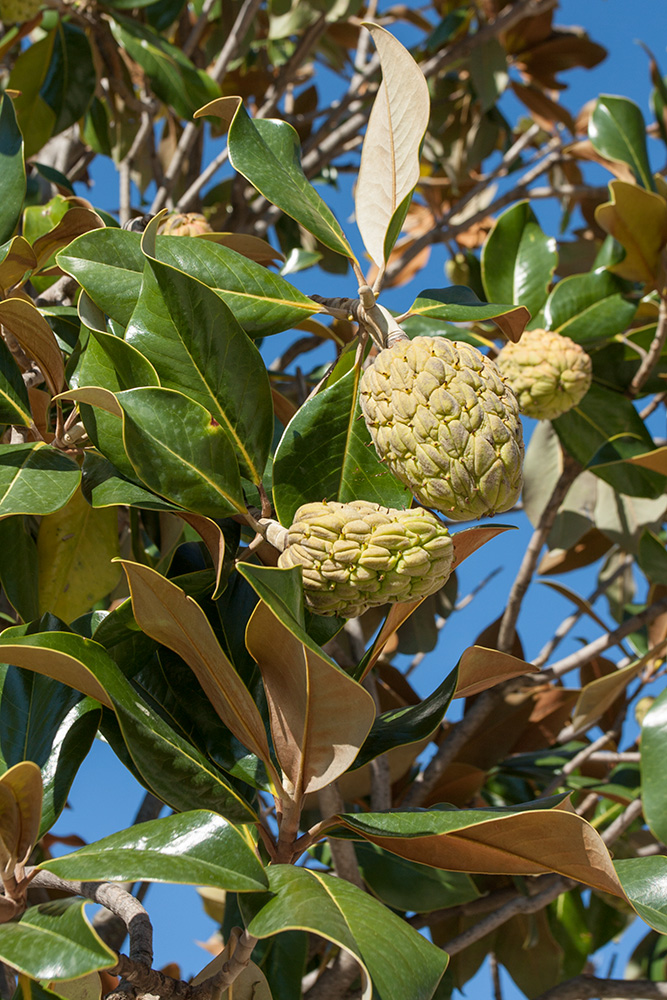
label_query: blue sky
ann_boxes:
[50,0,667,992]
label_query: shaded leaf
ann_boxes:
[0,96,25,245]
[355,841,479,913]
[595,181,667,286]
[0,333,31,426]
[40,810,267,891]
[0,236,36,296]
[0,444,80,518]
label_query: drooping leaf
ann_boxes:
[117,387,246,517]
[553,383,666,498]
[238,562,375,795]
[481,201,558,321]
[355,24,430,267]
[40,810,267,891]
[0,899,116,980]
[589,95,655,191]
[543,269,637,345]
[196,98,355,261]
[272,365,411,526]
[120,560,280,790]
[109,16,219,120]
[330,804,624,897]
[0,95,25,244]
[0,632,257,822]
[595,180,667,286]
[0,444,80,518]
[37,488,121,623]
[407,286,530,342]
[240,865,448,1000]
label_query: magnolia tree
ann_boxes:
[0,1,667,999]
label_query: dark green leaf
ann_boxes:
[57,230,145,328]
[355,841,479,913]
[641,687,667,844]
[272,366,410,525]
[0,899,115,979]
[127,239,272,482]
[0,631,257,822]
[351,665,458,770]
[117,386,246,516]
[0,517,38,621]
[222,102,354,259]
[40,24,96,136]
[553,383,666,498]
[638,530,667,585]
[544,270,637,345]
[40,810,267,891]
[109,17,219,120]
[481,201,557,319]
[408,286,530,337]
[240,865,448,1000]
[615,857,667,933]
[81,452,182,511]
[589,95,655,191]
[0,95,25,245]
[9,33,58,159]
[0,444,80,517]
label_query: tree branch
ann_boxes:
[534,976,667,1000]
[629,292,667,397]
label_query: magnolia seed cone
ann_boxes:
[157,212,213,236]
[360,337,524,520]
[496,328,592,421]
[277,499,455,618]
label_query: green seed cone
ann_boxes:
[360,337,524,521]
[496,328,592,421]
[278,499,455,618]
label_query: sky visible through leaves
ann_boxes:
[49,0,667,992]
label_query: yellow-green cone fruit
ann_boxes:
[157,212,213,236]
[496,328,593,421]
[277,500,454,618]
[0,0,39,20]
[360,337,524,521]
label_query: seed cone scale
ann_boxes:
[278,500,455,618]
[360,337,524,521]
[157,212,213,236]
[496,328,593,421]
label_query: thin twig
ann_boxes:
[497,454,580,653]
[601,797,643,846]
[629,292,667,396]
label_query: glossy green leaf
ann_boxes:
[615,857,667,933]
[641,687,667,843]
[351,665,458,771]
[481,202,558,320]
[41,810,267,891]
[59,229,317,335]
[127,233,272,482]
[117,387,246,516]
[0,517,38,621]
[198,98,355,260]
[638,530,667,585]
[0,632,257,822]
[0,899,116,979]
[0,661,100,836]
[553,383,666,498]
[109,16,219,120]
[80,452,181,511]
[0,95,25,245]
[407,286,530,341]
[355,841,479,913]
[544,270,637,345]
[589,95,655,191]
[0,334,30,426]
[42,24,96,137]
[57,230,144,328]
[272,366,411,525]
[155,237,318,338]
[240,865,448,1000]
[0,444,80,518]
[591,323,667,395]
[8,33,58,159]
